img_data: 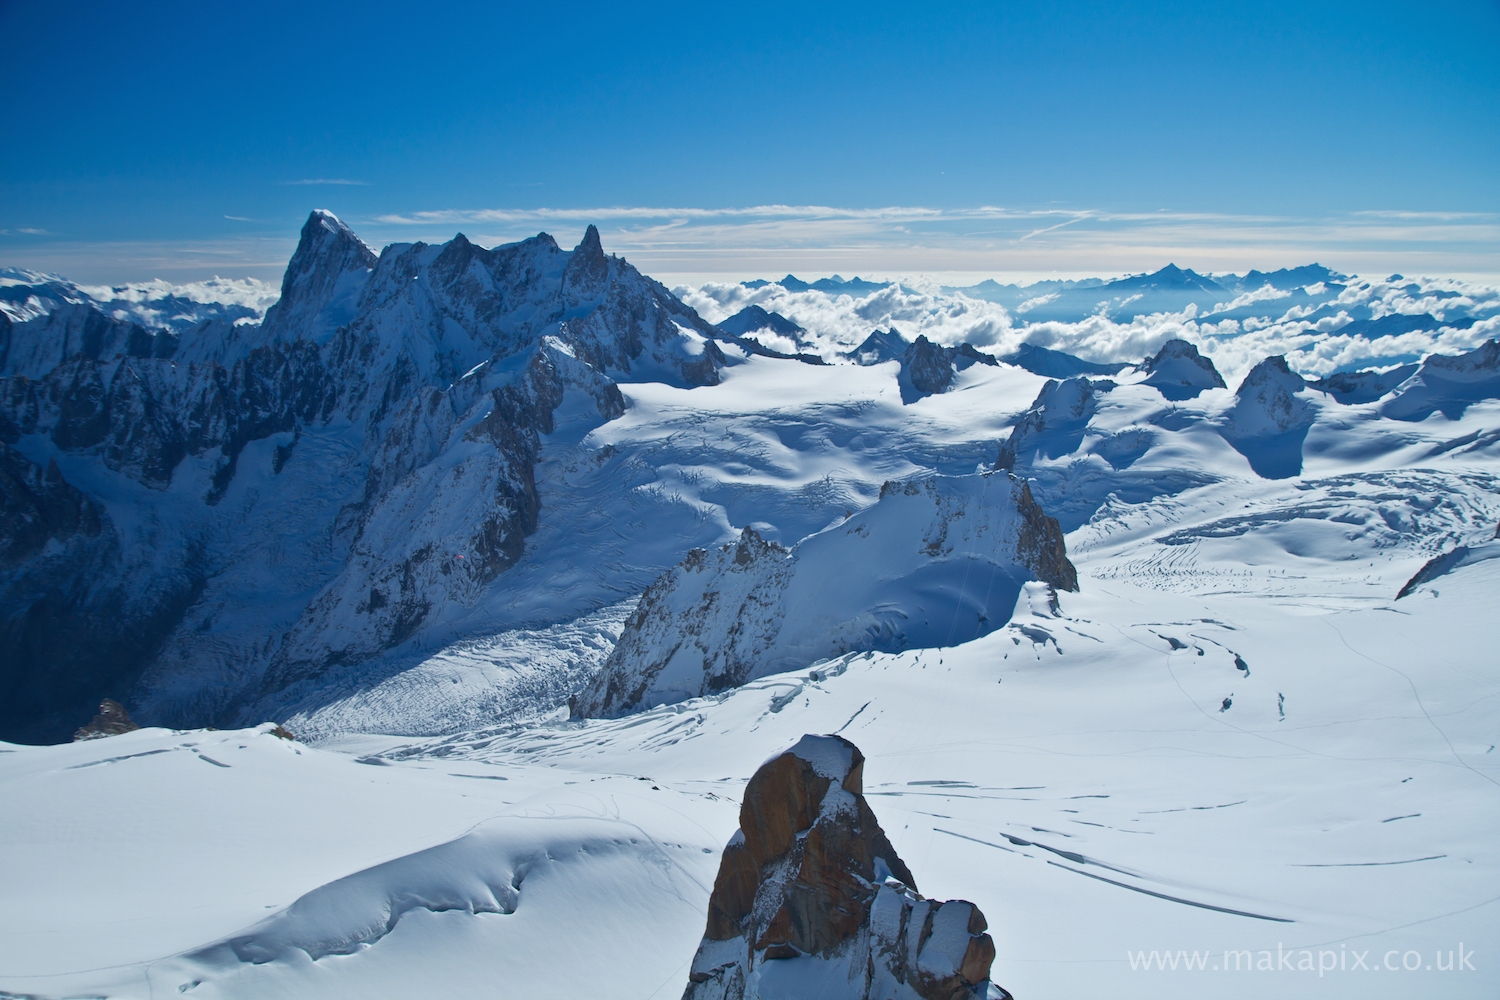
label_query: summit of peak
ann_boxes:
[562,224,608,300]
[574,224,603,257]
[260,210,377,343]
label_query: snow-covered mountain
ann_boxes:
[575,473,1075,717]
[0,212,740,742]
[2,224,1499,998]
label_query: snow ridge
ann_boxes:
[574,472,1075,718]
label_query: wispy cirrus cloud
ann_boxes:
[284,178,368,186]
[1,227,50,236]
[11,204,1497,288]
[360,203,1500,281]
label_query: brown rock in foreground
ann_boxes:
[684,734,1007,1000]
[73,699,140,741]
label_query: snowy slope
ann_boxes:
[576,472,1074,717]
[3,532,1496,999]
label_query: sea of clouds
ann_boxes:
[677,274,1500,385]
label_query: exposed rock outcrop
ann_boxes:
[844,328,1008,392]
[1227,356,1312,436]
[1139,339,1225,401]
[574,473,1076,717]
[0,442,102,566]
[258,209,378,346]
[900,336,998,400]
[1396,537,1500,599]
[684,734,1003,1000]
[73,698,140,740]
[995,377,1112,472]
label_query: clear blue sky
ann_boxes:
[3,0,1498,281]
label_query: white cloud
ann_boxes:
[678,273,1500,387]
[76,275,280,313]
[285,178,368,186]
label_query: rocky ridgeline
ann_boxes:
[0,212,737,741]
[574,473,1076,718]
[684,734,1004,1000]
[72,698,140,741]
[841,329,999,401]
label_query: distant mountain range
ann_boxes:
[742,274,891,294]
[728,262,1479,346]
[941,263,1350,323]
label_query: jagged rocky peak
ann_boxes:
[1219,355,1318,479]
[684,734,1002,1000]
[900,336,998,400]
[562,224,610,303]
[1139,338,1225,401]
[1229,355,1312,435]
[844,327,910,366]
[995,376,1113,471]
[73,698,140,741]
[260,209,379,344]
[904,335,956,396]
[574,473,1076,718]
[0,206,740,742]
[717,305,807,341]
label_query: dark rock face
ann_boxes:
[0,442,102,566]
[259,209,379,344]
[1014,480,1079,593]
[900,336,999,401]
[1140,339,1225,401]
[0,443,194,745]
[997,343,1127,379]
[570,527,793,719]
[73,698,140,741]
[684,735,1001,1000]
[1311,364,1418,405]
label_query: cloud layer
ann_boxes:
[679,274,1500,386]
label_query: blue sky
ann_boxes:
[2,0,1497,282]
